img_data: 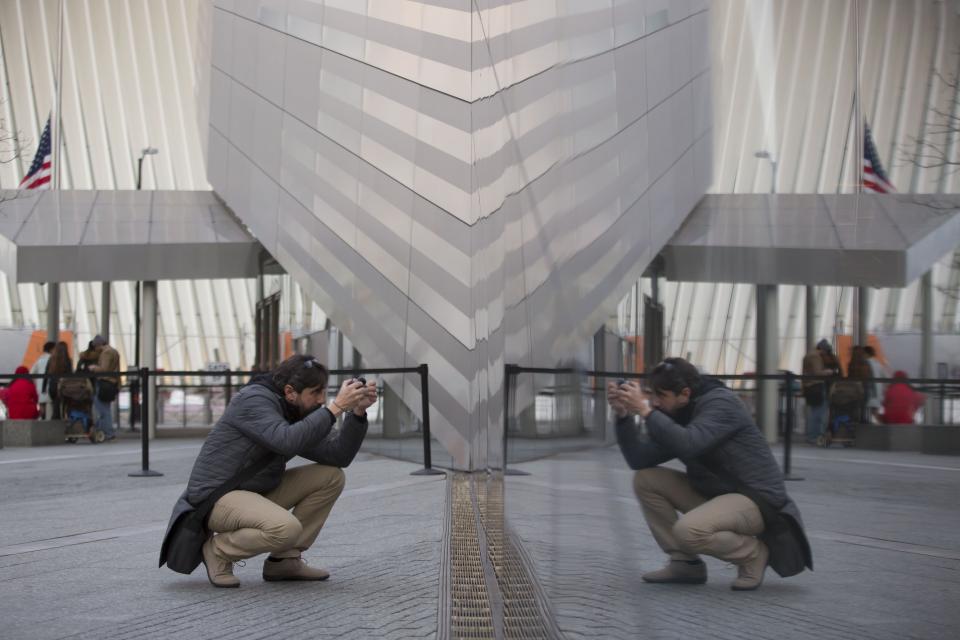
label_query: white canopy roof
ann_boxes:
[662,194,960,287]
[0,190,276,283]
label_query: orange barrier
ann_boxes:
[21,330,74,369]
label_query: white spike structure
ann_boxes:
[199,1,711,469]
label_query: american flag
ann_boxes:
[862,121,895,194]
[18,116,52,190]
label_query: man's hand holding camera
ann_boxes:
[607,379,653,419]
[329,378,378,418]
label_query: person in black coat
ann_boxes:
[609,358,811,591]
[161,354,375,588]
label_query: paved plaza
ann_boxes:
[0,438,958,639]
[0,440,445,640]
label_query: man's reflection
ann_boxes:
[607,358,812,591]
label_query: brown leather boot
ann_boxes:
[731,541,769,591]
[202,537,240,588]
[262,555,330,582]
[642,559,707,584]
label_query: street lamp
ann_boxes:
[754,150,777,194]
[136,147,159,190]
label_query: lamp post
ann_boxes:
[132,146,157,432]
[133,146,158,363]
[753,149,780,445]
[136,147,158,191]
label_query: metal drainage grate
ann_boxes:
[449,473,496,639]
[445,473,562,640]
[477,475,557,640]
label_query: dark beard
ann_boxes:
[298,403,323,420]
[670,401,695,425]
[280,398,318,422]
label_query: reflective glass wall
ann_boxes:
[628,0,960,382]
[501,2,960,638]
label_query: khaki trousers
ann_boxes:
[207,464,346,562]
[633,467,764,565]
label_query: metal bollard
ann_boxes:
[940,382,947,426]
[411,363,444,476]
[129,367,162,477]
[502,364,529,476]
[783,372,803,482]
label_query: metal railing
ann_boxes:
[4,366,957,475]
[503,365,960,475]
[0,365,442,477]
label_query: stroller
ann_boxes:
[59,377,104,443]
[819,380,863,448]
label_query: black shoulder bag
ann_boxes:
[97,379,120,403]
[161,451,275,574]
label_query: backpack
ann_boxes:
[830,380,863,407]
[58,377,92,403]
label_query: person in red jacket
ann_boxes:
[2,366,40,419]
[880,371,926,425]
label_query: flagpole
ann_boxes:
[854,0,862,195]
[46,0,64,345]
[53,0,63,190]
[851,0,866,347]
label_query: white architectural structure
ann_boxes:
[0,0,283,371]
[0,0,957,466]
[644,0,960,375]
[202,1,711,468]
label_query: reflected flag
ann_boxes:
[862,121,895,194]
[19,116,52,190]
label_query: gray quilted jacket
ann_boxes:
[160,377,367,566]
[615,378,806,528]
[183,380,367,502]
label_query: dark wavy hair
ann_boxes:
[648,357,701,395]
[46,342,72,376]
[272,354,329,392]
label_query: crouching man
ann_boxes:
[608,358,812,591]
[160,354,376,588]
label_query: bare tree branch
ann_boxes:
[900,46,960,176]
[935,253,960,302]
[0,99,26,166]
[0,99,31,203]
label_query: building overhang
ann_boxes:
[0,190,282,283]
[661,194,960,287]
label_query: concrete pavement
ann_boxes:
[1,438,958,639]
[0,440,444,640]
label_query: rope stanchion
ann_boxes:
[411,363,444,476]
[129,367,162,477]
[503,364,530,476]
[782,371,803,481]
